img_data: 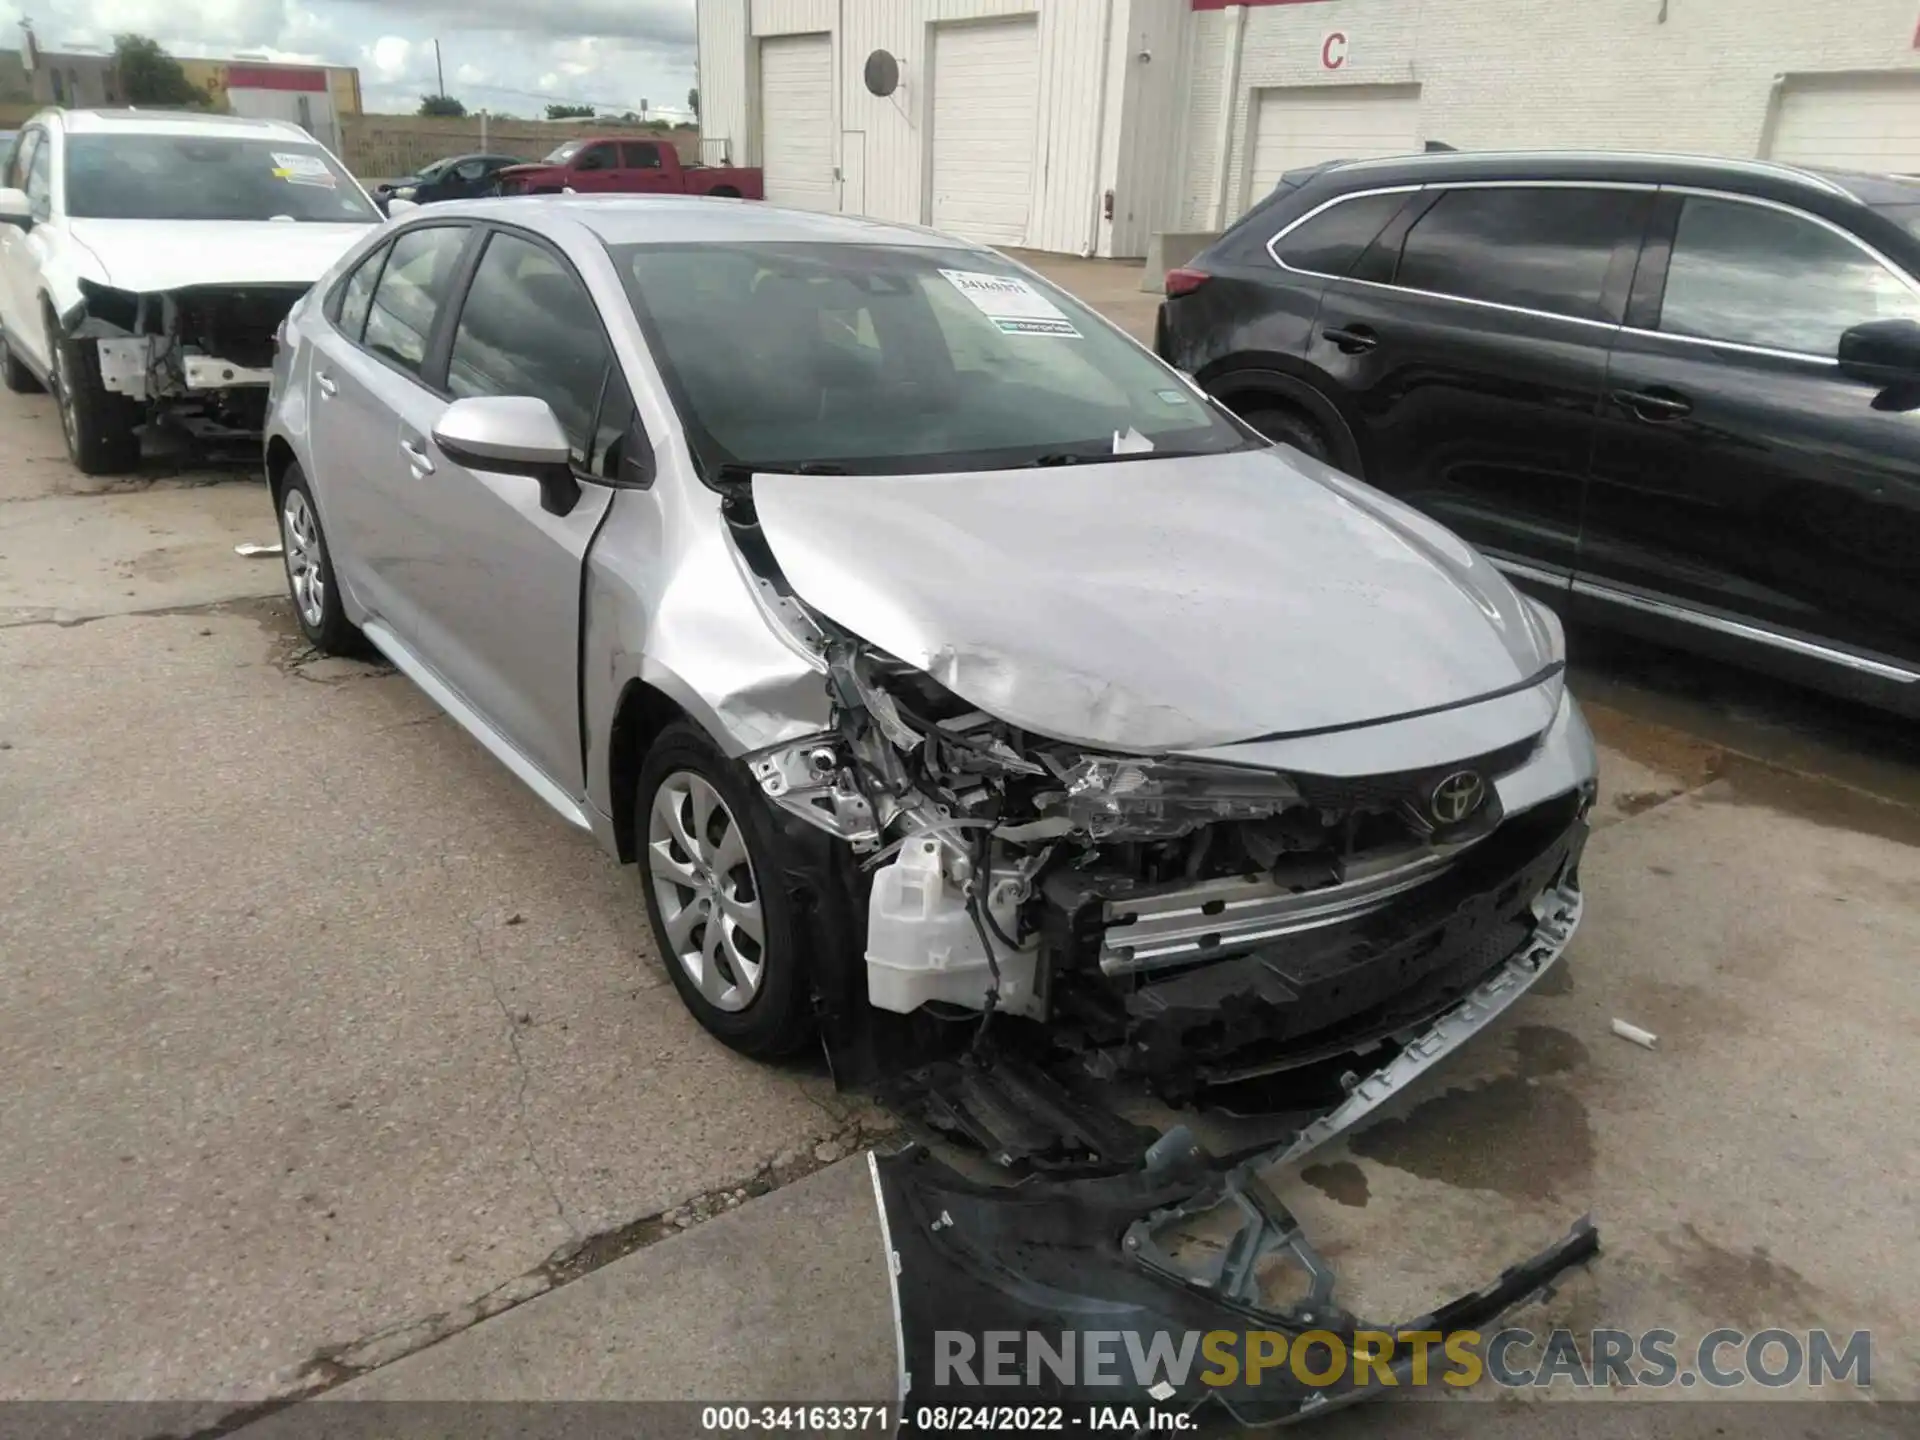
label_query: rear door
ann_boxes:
[1582,190,1920,674]
[304,222,477,631]
[1308,184,1651,581]
[381,225,624,796]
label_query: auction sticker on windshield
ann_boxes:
[940,269,1081,338]
[272,152,336,188]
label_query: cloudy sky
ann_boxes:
[0,0,699,121]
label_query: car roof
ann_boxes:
[418,195,976,249]
[1301,148,1884,206]
[49,107,313,141]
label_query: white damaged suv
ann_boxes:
[0,108,379,473]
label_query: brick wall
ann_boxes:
[341,115,699,181]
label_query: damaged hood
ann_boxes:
[63,219,374,293]
[752,449,1560,753]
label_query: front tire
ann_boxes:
[636,721,815,1059]
[1238,404,1334,466]
[50,319,140,475]
[277,465,362,653]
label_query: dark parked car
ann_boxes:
[376,153,525,211]
[1157,151,1920,716]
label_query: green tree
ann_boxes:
[687,86,698,119]
[545,103,594,119]
[419,94,466,117]
[113,33,201,107]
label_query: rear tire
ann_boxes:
[1237,403,1334,466]
[50,316,140,475]
[636,721,816,1060]
[709,185,741,199]
[277,464,363,654]
[0,328,41,394]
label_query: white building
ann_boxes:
[696,0,1920,258]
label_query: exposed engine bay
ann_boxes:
[66,279,305,439]
[726,489,1592,1171]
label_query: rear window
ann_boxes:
[1873,202,1920,241]
[1393,187,1648,321]
[1271,191,1409,276]
[64,134,376,223]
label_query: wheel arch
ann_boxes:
[1198,359,1367,479]
[266,436,299,503]
[607,678,692,864]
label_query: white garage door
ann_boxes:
[930,18,1040,246]
[1768,76,1920,176]
[1247,84,1421,210]
[759,33,835,212]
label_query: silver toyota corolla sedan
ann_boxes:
[265,196,1596,1158]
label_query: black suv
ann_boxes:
[1157,151,1920,716]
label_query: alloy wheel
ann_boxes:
[280,488,328,629]
[647,770,766,1012]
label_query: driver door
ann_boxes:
[567,142,622,193]
[0,128,53,370]
[381,226,626,796]
[1581,191,1920,671]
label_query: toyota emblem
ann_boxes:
[1429,770,1487,826]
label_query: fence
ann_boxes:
[340,115,699,182]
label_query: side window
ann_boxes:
[363,225,470,377]
[446,231,611,464]
[622,142,663,170]
[575,143,618,172]
[1659,196,1920,357]
[453,159,487,182]
[1271,191,1409,277]
[334,241,390,342]
[25,132,51,219]
[1395,187,1648,322]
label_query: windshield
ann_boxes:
[64,134,377,223]
[612,242,1250,476]
[543,141,584,164]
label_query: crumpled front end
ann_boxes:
[64,280,308,439]
[743,630,1591,1112]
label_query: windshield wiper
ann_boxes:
[714,461,850,483]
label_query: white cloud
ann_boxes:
[368,34,413,82]
[14,0,698,122]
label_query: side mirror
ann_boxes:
[1839,319,1920,380]
[432,395,581,515]
[386,197,420,215]
[0,187,33,230]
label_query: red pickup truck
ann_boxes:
[494,137,763,199]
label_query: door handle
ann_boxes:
[1613,387,1692,422]
[315,370,338,397]
[400,438,435,475]
[1322,325,1379,355]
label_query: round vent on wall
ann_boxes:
[863,49,900,98]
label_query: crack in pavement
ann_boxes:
[160,1109,900,1440]
[471,911,579,1244]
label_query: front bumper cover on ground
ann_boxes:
[872,1136,1599,1429]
